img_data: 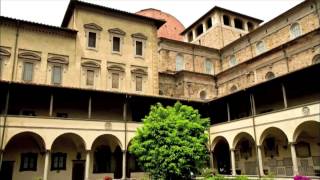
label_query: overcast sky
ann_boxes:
[1,0,304,28]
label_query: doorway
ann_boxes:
[72,160,85,180]
[0,161,14,180]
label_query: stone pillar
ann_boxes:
[290,142,299,175]
[43,150,50,180]
[257,145,264,176]
[230,149,236,176]
[122,150,126,179]
[85,150,90,180]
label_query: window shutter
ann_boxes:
[112,73,119,89]
[52,66,62,84]
[23,62,33,81]
[87,70,94,86]
[136,76,142,91]
[176,55,184,71]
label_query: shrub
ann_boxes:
[235,175,249,180]
[205,174,225,180]
[104,176,112,180]
[201,167,214,178]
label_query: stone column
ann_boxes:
[122,150,126,180]
[43,150,50,180]
[290,142,299,175]
[230,149,236,176]
[257,145,264,176]
[85,150,90,180]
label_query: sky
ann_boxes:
[0,0,304,28]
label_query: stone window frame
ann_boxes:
[290,22,302,40]
[47,54,69,86]
[229,55,237,67]
[81,59,101,87]
[204,58,214,74]
[199,90,207,100]
[131,33,147,59]
[265,71,276,80]
[107,63,125,91]
[0,47,11,79]
[84,23,103,51]
[230,84,238,92]
[108,28,126,55]
[18,50,41,82]
[176,53,184,71]
[312,54,320,64]
[131,66,148,93]
[256,41,266,55]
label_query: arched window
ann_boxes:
[229,55,237,67]
[312,55,320,64]
[265,71,275,80]
[230,85,237,92]
[256,41,266,54]
[200,90,207,100]
[290,23,301,39]
[176,54,184,71]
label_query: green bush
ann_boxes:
[234,175,249,180]
[262,172,275,180]
[205,174,225,180]
[201,167,214,178]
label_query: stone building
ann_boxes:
[0,0,320,179]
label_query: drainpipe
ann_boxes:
[0,20,20,171]
[249,93,262,178]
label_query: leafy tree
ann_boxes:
[129,102,210,180]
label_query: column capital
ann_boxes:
[257,144,262,148]
[122,150,127,153]
[230,148,236,151]
[288,142,297,146]
[85,150,91,153]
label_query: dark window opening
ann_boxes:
[20,153,37,171]
[112,73,120,89]
[265,72,275,80]
[113,36,120,52]
[188,32,193,42]
[223,15,230,26]
[234,18,244,29]
[196,24,204,36]
[247,22,254,32]
[51,152,67,170]
[296,142,311,158]
[135,41,143,56]
[136,76,143,91]
[206,18,212,29]
[88,32,96,48]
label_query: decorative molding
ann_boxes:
[18,50,41,61]
[0,47,11,57]
[83,23,103,31]
[47,54,69,64]
[81,58,101,68]
[108,28,126,36]
[107,64,125,72]
[131,66,147,75]
[131,33,147,40]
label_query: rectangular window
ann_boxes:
[52,66,62,85]
[51,153,67,170]
[135,41,143,56]
[112,36,120,52]
[136,76,143,91]
[23,62,33,81]
[86,70,94,86]
[112,73,119,89]
[20,153,37,171]
[88,32,96,48]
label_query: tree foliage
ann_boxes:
[129,102,210,179]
